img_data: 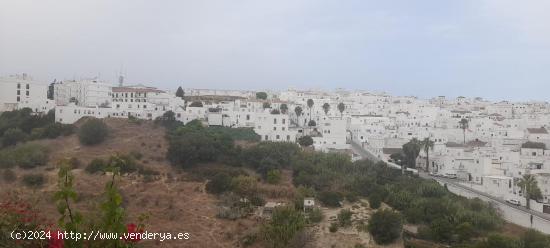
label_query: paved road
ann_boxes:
[421,173,550,222]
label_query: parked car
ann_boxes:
[506,199,521,206]
[445,173,457,179]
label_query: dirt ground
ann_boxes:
[310,200,404,248]
[0,118,258,247]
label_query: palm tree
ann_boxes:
[337,102,345,118]
[517,174,541,210]
[294,106,303,125]
[421,138,435,172]
[459,118,469,144]
[322,103,330,116]
[307,99,314,122]
[280,103,288,114]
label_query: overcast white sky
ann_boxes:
[1,0,550,101]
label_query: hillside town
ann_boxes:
[2,73,550,218]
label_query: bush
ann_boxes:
[329,223,338,233]
[2,169,16,183]
[0,143,49,169]
[266,169,282,184]
[337,209,353,227]
[261,207,305,248]
[1,128,27,147]
[167,123,234,168]
[86,158,107,174]
[369,192,382,209]
[42,123,74,139]
[368,209,402,245]
[318,191,342,207]
[78,118,108,145]
[22,174,45,188]
[298,136,313,147]
[206,173,232,194]
[308,208,323,223]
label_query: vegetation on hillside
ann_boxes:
[78,118,109,145]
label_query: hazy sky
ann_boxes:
[1,1,549,101]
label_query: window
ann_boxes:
[26,91,29,96]
[26,84,29,89]
[17,90,20,95]
[282,119,286,124]
[17,83,20,89]
[276,135,280,139]
[16,96,20,102]
[264,135,268,140]
[273,127,276,131]
[286,135,290,141]
[274,118,277,124]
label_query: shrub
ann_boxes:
[329,223,338,233]
[266,169,282,184]
[78,118,108,145]
[206,173,232,194]
[2,128,27,147]
[308,208,323,223]
[22,174,45,188]
[250,195,266,207]
[189,101,203,107]
[522,229,550,248]
[298,136,313,147]
[261,207,305,248]
[86,158,107,174]
[368,209,402,245]
[369,192,382,209]
[307,120,316,127]
[318,191,342,207]
[337,209,353,227]
[2,169,16,183]
[42,123,74,138]
[0,143,49,169]
[167,124,234,168]
[231,175,258,197]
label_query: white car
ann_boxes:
[506,199,521,206]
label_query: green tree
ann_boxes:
[298,136,313,147]
[308,120,316,127]
[337,102,345,118]
[263,102,271,109]
[2,128,27,146]
[518,174,542,210]
[280,104,288,114]
[459,118,469,144]
[231,175,258,196]
[322,103,330,115]
[175,86,185,98]
[307,99,314,121]
[402,138,421,174]
[206,173,232,194]
[256,92,268,100]
[368,209,402,245]
[78,118,108,145]
[294,106,303,124]
[189,101,203,107]
[261,207,305,248]
[421,138,435,172]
